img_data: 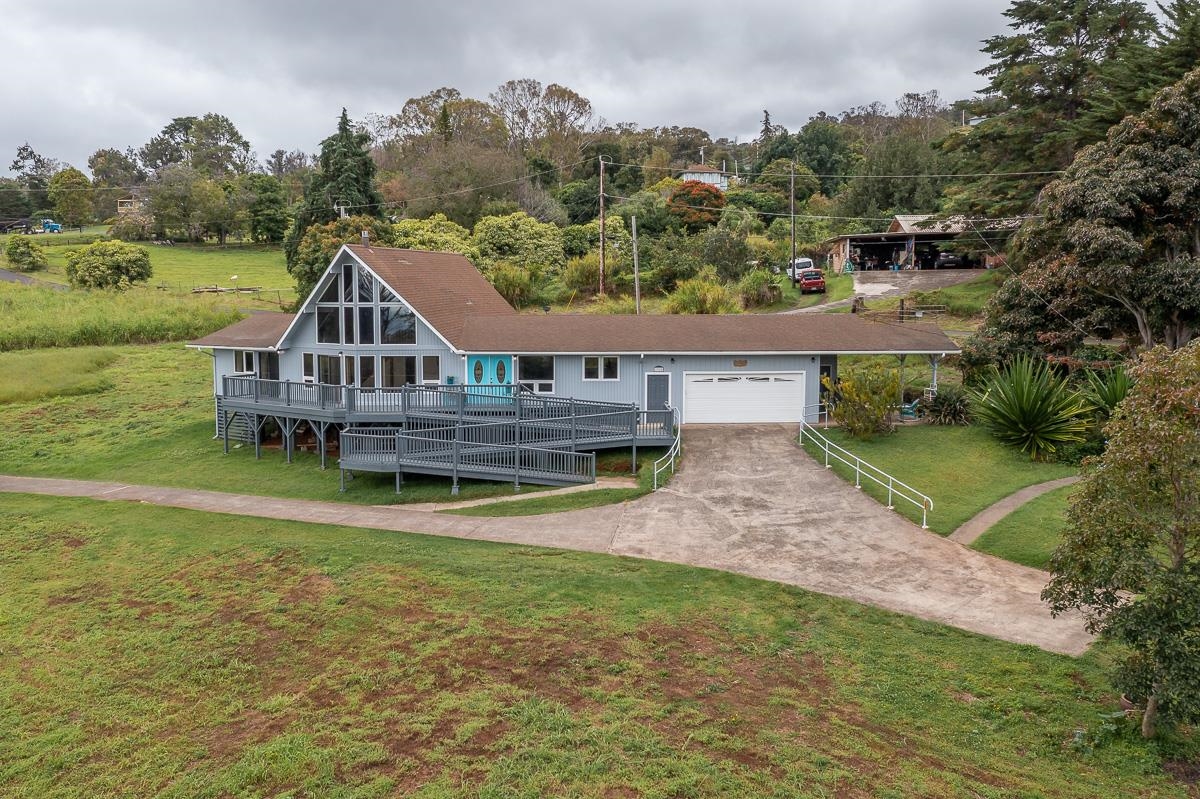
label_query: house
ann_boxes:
[116,191,148,215]
[189,243,959,490]
[678,164,729,192]
[824,214,1017,272]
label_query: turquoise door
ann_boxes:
[466,355,513,401]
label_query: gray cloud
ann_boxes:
[2,0,1008,173]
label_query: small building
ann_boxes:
[116,191,148,215]
[678,164,729,192]
[190,244,958,490]
[824,214,1016,272]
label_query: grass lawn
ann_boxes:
[0,348,118,402]
[801,424,1077,535]
[0,493,1192,798]
[972,483,1077,569]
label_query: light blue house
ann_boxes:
[190,243,958,490]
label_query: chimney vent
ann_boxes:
[360,230,370,247]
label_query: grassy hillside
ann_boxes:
[0,493,1189,798]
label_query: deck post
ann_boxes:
[570,399,577,448]
[318,422,328,470]
[284,380,291,407]
[451,423,461,496]
[339,468,345,493]
[253,414,261,459]
[284,419,293,464]
[630,411,638,474]
[253,378,259,403]
[222,407,230,454]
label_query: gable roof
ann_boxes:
[460,314,958,355]
[188,311,294,350]
[681,163,722,175]
[345,245,516,348]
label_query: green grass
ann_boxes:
[972,483,1077,569]
[0,493,1190,798]
[801,424,1077,535]
[0,282,243,351]
[0,348,118,403]
[759,272,854,313]
[915,269,1006,317]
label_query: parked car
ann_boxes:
[934,251,963,268]
[796,269,826,294]
[786,257,816,280]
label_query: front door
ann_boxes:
[645,372,671,410]
[466,355,513,400]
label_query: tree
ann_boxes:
[285,109,386,282]
[794,116,859,196]
[751,158,819,204]
[243,174,289,243]
[556,179,599,223]
[1015,67,1200,351]
[64,240,152,290]
[4,236,47,272]
[667,180,726,232]
[472,211,564,275]
[140,117,197,172]
[391,213,475,256]
[943,0,1156,216]
[290,216,396,300]
[88,147,145,218]
[1043,342,1200,738]
[9,143,59,210]
[187,113,253,177]
[48,167,93,226]
[0,177,31,218]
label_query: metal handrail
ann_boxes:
[797,420,934,529]
[651,407,682,490]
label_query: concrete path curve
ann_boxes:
[949,476,1082,546]
[0,426,1091,655]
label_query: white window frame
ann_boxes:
[517,355,555,394]
[302,353,315,384]
[233,350,255,374]
[582,355,619,382]
[421,355,441,385]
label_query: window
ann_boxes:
[519,355,555,393]
[360,357,376,388]
[259,352,280,381]
[342,263,354,302]
[583,355,619,381]
[358,307,375,345]
[317,354,341,384]
[303,353,315,383]
[421,355,440,385]
[343,307,355,345]
[379,305,416,344]
[233,350,254,373]
[318,279,339,303]
[316,308,339,344]
[343,355,356,385]
[381,355,417,387]
[357,265,374,302]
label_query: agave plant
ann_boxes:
[971,356,1094,460]
[924,384,972,426]
[1084,366,1131,420]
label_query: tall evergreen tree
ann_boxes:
[942,0,1156,217]
[285,110,385,295]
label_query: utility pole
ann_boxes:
[790,161,797,289]
[632,215,641,315]
[598,155,607,295]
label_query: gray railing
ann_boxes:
[651,406,682,490]
[797,419,934,529]
[339,427,596,487]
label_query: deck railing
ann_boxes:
[797,419,934,528]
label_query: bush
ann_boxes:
[822,365,900,440]
[562,252,600,296]
[108,211,155,242]
[64,240,152,290]
[1084,366,1131,421]
[923,384,972,426]
[4,236,48,272]
[665,273,740,314]
[488,262,534,308]
[971,356,1094,461]
[736,269,781,309]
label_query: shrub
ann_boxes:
[108,211,155,242]
[736,268,781,309]
[923,384,972,426]
[665,274,740,314]
[562,253,600,296]
[488,262,534,308]
[65,240,152,290]
[822,365,900,440]
[1084,366,1131,421]
[971,356,1094,461]
[4,236,48,272]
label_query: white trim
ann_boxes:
[644,370,672,411]
[483,349,958,357]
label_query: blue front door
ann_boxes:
[466,355,513,400]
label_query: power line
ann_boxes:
[606,160,1066,181]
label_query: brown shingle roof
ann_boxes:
[347,245,516,347]
[460,314,959,355]
[189,311,294,349]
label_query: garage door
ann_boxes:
[683,373,806,423]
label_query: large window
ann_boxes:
[316,308,339,344]
[519,356,555,393]
[303,353,315,383]
[317,354,341,384]
[380,305,416,344]
[381,356,418,387]
[583,355,619,381]
[360,357,376,388]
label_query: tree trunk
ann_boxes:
[1141,693,1159,739]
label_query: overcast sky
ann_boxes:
[1,0,1012,175]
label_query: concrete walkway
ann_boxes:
[949,476,1082,546]
[0,426,1091,656]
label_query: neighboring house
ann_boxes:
[116,192,148,215]
[678,164,729,192]
[189,244,959,489]
[824,214,1016,272]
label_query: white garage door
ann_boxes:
[683,372,806,423]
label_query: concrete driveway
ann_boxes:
[0,425,1090,655]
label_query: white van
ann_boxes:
[787,257,815,279]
